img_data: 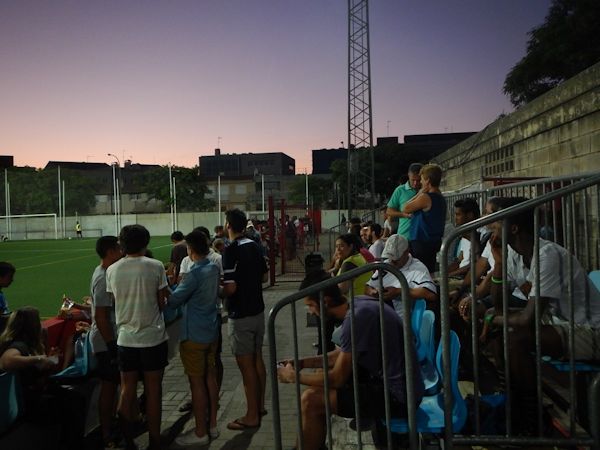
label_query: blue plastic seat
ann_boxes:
[419,310,440,394]
[0,371,23,434]
[383,330,467,434]
[590,270,600,292]
[411,299,426,351]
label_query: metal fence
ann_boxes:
[444,172,600,272]
[439,173,600,448]
[267,262,421,450]
[267,173,600,449]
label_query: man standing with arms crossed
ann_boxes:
[386,163,422,238]
[222,209,268,431]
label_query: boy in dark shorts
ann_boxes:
[106,225,170,450]
[89,236,122,448]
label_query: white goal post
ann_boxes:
[0,213,58,240]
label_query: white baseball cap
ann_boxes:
[381,234,409,261]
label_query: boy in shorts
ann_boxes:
[167,230,220,446]
[106,225,169,450]
[89,236,122,448]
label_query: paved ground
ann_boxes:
[137,280,315,450]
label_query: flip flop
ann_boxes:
[226,418,260,431]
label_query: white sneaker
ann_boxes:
[209,427,219,439]
[175,429,209,446]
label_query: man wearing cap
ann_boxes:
[365,234,438,316]
[386,163,423,238]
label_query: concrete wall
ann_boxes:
[1,209,371,239]
[434,62,600,192]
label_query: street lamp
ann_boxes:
[107,153,121,232]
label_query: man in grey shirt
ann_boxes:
[89,236,122,449]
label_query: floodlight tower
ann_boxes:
[347,0,376,220]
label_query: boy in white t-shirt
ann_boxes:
[106,224,169,450]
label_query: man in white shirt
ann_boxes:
[106,224,169,450]
[364,234,438,317]
[484,198,600,434]
[368,223,385,260]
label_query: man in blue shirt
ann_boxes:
[167,229,220,446]
[0,262,15,315]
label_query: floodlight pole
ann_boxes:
[261,174,265,213]
[4,169,9,239]
[57,166,62,238]
[173,176,178,231]
[168,164,174,233]
[62,180,66,238]
[108,154,121,234]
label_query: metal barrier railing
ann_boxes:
[268,173,600,450]
[267,262,421,450]
[444,171,600,272]
[439,172,600,449]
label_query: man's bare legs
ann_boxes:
[299,386,337,450]
[188,375,209,438]
[255,350,267,414]
[143,369,164,450]
[99,380,118,443]
[118,371,140,449]
[234,353,261,426]
[206,367,219,430]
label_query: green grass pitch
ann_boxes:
[1,236,173,319]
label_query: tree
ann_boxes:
[137,165,215,212]
[288,175,334,208]
[503,0,600,107]
[1,167,96,215]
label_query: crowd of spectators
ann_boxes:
[276,161,600,447]
[0,208,269,449]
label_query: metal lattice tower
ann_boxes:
[347,0,375,220]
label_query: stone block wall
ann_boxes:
[434,62,600,193]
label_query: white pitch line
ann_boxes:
[18,254,95,270]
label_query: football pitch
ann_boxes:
[1,236,173,318]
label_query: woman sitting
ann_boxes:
[329,233,372,297]
[0,307,86,450]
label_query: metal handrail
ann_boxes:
[439,172,600,449]
[268,261,420,450]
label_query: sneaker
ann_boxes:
[209,427,220,439]
[175,429,209,447]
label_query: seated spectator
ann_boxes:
[381,206,392,239]
[0,307,86,450]
[448,198,481,278]
[360,225,372,249]
[0,262,16,315]
[483,197,600,434]
[277,270,424,450]
[168,230,220,446]
[403,164,447,273]
[368,223,385,260]
[330,234,372,297]
[454,197,527,321]
[364,235,438,317]
[348,224,376,263]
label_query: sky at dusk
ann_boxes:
[1,0,552,173]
